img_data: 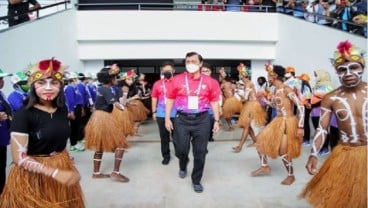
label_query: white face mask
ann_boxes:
[186,64,200,73]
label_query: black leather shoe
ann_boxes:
[162,158,170,165]
[178,170,187,178]
[192,183,203,193]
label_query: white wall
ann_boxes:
[276,14,367,88]
[77,11,278,60]
[0,9,80,94]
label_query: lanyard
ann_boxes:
[110,87,116,96]
[162,79,167,103]
[185,74,203,96]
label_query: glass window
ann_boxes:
[138,67,155,73]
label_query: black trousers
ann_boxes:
[70,105,84,146]
[303,107,311,143]
[173,112,211,184]
[156,117,173,159]
[208,114,214,140]
[8,10,30,27]
[0,146,7,194]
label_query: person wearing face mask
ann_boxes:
[165,52,221,193]
[151,61,177,165]
[64,72,85,152]
[8,71,29,114]
[301,41,367,208]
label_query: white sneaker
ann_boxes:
[75,142,85,151]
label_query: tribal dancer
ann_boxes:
[120,69,150,136]
[232,63,267,152]
[220,67,242,131]
[0,58,85,207]
[301,41,367,208]
[85,64,132,182]
[252,64,305,185]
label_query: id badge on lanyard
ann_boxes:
[188,96,199,110]
[185,74,202,110]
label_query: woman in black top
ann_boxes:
[0,58,85,207]
[119,70,149,136]
[85,65,132,182]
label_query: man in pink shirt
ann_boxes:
[165,52,221,193]
[151,61,177,165]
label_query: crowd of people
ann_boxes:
[0,40,366,207]
[198,0,367,36]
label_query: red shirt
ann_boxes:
[166,72,220,113]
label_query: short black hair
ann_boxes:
[185,52,203,62]
[201,62,213,71]
[161,61,174,68]
[273,65,286,81]
[78,73,86,81]
[97,67,115,84]
[257,76,266,84]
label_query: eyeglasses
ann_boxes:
[201,70,211,73]
[336,62,362,74]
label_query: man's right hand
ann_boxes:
[306,156,318,175]
[152,113,157,121]
[165,119,173,133]
[0,112,8,121]
[54,170,81,186]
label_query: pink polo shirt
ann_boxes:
[166,72,220,113]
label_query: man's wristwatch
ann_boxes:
[214,119,220,123]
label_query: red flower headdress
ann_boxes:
[27,58,68,84]
[237,63,250,77]
[120,69,136,80]
[332,40,365,67]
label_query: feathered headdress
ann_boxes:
[265,64,275,76]
[219,67,227,78]
[26,58,68,84]
[331,40,365,67]
[237,63,250,77]
[120,69,136,80]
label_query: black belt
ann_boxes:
[177,111,208,119]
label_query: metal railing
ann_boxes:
[74,2,366,37]
[0,1,70,28]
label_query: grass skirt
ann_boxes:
[126,99,149,122]
[85,108,130,152]
[222,97,243,119]
[112,107,135,137]
[256,116,301,159]
[300,145,367,208]
[238,100,267,128]
[0,150,85,208]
